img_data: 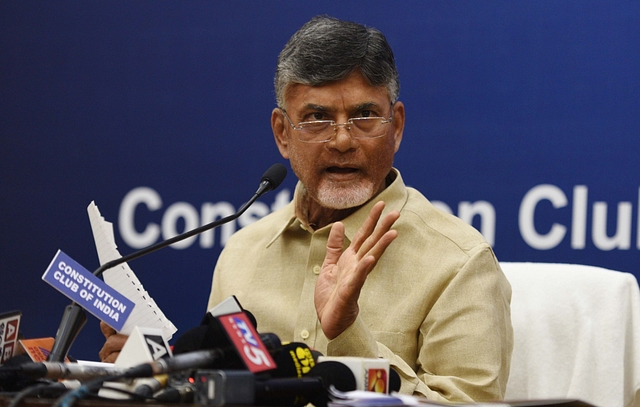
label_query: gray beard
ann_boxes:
[315,182,374,210]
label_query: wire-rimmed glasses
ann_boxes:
[281,108,393,143]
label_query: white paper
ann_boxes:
[87,201,177,340]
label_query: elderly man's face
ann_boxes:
[272,71,405,210]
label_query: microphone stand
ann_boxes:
[48,164,287,362]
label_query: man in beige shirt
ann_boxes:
[102,15,513,402]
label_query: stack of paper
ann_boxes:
[328,388,596,407]
[87,201,177,341]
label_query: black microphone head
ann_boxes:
[310,349,323,361]
[307,361,356,392]
[173,312,252,370]
[259,333,282,353]
[175,313,233,353]
[243,309,258,330]
[270,342,316,378]
[172,325,211,354]
[389,367,401,393]
[260,163,287,191]
[306,361,357,407]
[0,354,40,392]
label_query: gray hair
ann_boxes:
[274,15,400,108]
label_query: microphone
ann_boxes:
[190,362,356,407]
[318,356,393,393]
[270,342,317,378]
[147,341,356,406]
[132,374,168,398]
[0,354,39,392]
[48,164,288,363]
[389,368,401,393]
[305,361,356,392]
[153,333,317,403]
[172,307,276,374]
[258,362,357,407]
[154,380,198,403]
[241,343,356,407]
[255,163,288,196]
[94,163,288,277]
[16,361,129,381]
[125,349,227,378]
[48,304,88,365]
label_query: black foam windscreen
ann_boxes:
[242,309,258,330]
[307,361,356,392]
[270,342,317,379]
[254,361,356,407]
[172,324,210,354]
[389,367,401,393]
[259,333,282,354]
[0,354,39,392]
[171,314,244,370]
[261,163,287,191]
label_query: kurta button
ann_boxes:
[301,330,310,339]
[313,265,321,275]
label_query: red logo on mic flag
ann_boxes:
[367,368,388,393]
[218,312,276,373]
[5,319,18,342]
[0,311,21,365]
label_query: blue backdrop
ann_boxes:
[1,1,639,361]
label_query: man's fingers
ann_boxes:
[350,254,377,288]
[315,203,399,341]
[98,333,128,362]
[101,351,120,364]
[323,221,345,267]
[350,201,386,250]
[100,321,117,338]
[366,229,399,262]
[358,210,400,256]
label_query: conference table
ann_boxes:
[1,395,188,407]
[0,394,597,407]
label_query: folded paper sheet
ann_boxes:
[87,201,177,341]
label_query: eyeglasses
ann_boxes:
[281,108,393,143]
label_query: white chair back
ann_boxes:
[501,262,640,407]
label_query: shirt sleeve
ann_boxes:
[326,244,513,402]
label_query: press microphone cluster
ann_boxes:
[147,345,357,406]
[123,304,355,405]
[147,302,363,406]
[191,364,355,407]
[48,163,288,363]
[4,331,396,406]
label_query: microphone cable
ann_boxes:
[51,372,133,407]
[8,381,71,407]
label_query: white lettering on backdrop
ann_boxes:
[117,185,640,251]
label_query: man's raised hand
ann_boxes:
[314,201,400,340]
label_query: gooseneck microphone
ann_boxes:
[92,163,287,278]
[48,164,288,363]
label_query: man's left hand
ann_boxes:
[314,201,400,340]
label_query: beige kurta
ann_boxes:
[208,169,513,402]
